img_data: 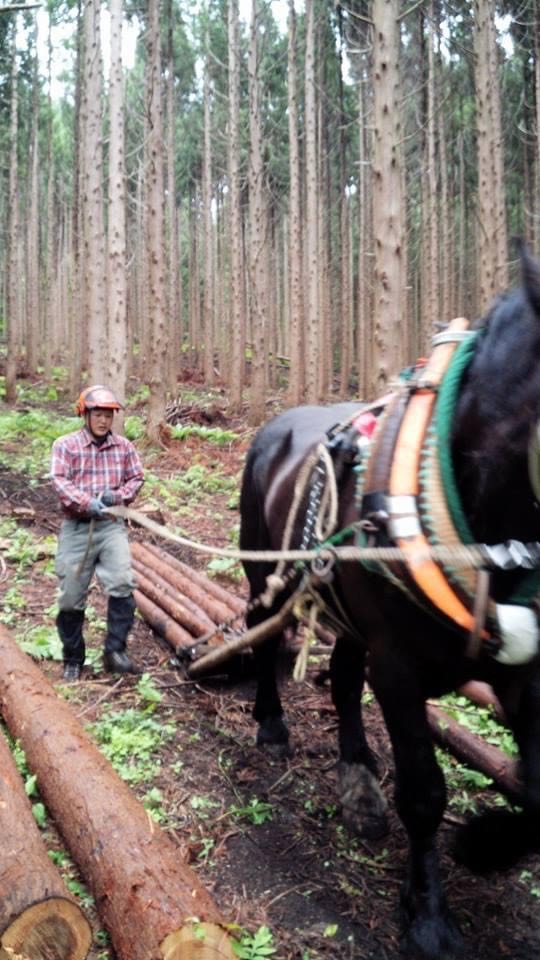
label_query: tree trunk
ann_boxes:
[304,0,319,402]
[371,0,406,392]
[202,17,215,386]
[145,0,168,442]
[25,20,40,378]
[0,729,92,959]
[286,0,305,406]
[247,0,268,425]
[227,0,245,412]
[107,0,128,428]
[0,625,235,960]
[5,19,19,406]
[474,0,508,308]
[82,0,107,383]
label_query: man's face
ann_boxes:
[87,407,114,437]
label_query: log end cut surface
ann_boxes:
[161,921,236,959]
[1,897,92,960]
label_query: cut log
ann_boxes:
[132,542,237,625]
[133,554,217,627]
[134,589,200,653]
[0,728,92,960]
[0,625,236,960]
[143,542,246,616]
[133,559,214,637]
[427,703,522,803]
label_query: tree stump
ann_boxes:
[0,728,92,960]
[0,625,236,960]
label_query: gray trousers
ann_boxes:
[55,517,136,611]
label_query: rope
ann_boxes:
[105,504,539,571]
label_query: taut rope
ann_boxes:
[106,504,540,572]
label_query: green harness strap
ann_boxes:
[435,332,540,605]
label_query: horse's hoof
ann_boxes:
[256,716,291,757]
[401,916,463,960]
[337,761,389,839]
[401,894,463,959]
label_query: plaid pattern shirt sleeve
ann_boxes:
[51,428,144,516]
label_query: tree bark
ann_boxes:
[286,0,304,406]
[132,557,215,636]
[5,19,19,405]
[0,625,235,960]
[107,0,128,428]
[247,0,268,425]
[134,589,196,653]
[227,0,246,412]
[145,0,168,442]
[371,0,406,393]
[142,542,245,616]
[304,0,319,402]
[0,729,92,959]
[427,703,521,803]
[132,542,237,626]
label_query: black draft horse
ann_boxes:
[239,246,540,958]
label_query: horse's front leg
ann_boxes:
[371,653,463,959]
[330,635,388,839]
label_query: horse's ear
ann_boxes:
[515,236,540,315]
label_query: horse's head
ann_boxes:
[452,243,540,547]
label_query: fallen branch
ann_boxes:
[0,728,92,959]
[426,703,522,803]
[0,624,236,960]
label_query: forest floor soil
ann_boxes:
[0,381,539,960]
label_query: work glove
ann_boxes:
[100,489,116,506]
[88,497,107,517]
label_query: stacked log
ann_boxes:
[0,625,235,960]
[131,541,246,657]
[0,728,92,960]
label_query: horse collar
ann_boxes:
[358,319,502,657]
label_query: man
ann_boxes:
[50,385,145,681]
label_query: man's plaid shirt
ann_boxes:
[51,427,144,518]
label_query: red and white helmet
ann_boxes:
[75,385,124,416]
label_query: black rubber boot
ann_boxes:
[57,610,85,680]
[104,595,138,674]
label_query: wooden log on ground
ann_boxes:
[132,548,218,626]
[427,703,522,803]
[132,542,237,625]
[0,625,235,960]
[457,680,505,719]
[144,542,246,616]
[134,589,199,653]
[133,558,214,637]
[0,728,92,960]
